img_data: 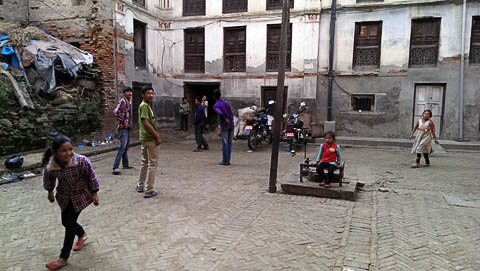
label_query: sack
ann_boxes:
[4,155,24,170]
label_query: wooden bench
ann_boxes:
[300,161,345,186]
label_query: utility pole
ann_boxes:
[327,0,337,122]
[268,0,290,193]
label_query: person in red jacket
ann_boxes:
[314,131,342,188]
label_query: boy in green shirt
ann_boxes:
[137,87,162,198]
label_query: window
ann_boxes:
[351,95,375,112]
[223,0,247,14]
[224,26,246,72]
[183,0,205,16]
[133,0,145,7]
[184,28,205,73]
[266,24,292,72]
[134,20,147,69]
[353,21,382,69]
[159,0,170,9]
[409,18,441,67]
[267,0,294,10]
[470,16,480,64]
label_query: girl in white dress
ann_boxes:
[409,110,440,168]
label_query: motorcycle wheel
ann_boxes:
[247,129,259,151]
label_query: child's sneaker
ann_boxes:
[421,163,430,167]
[410,163,420,168]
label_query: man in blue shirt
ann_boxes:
[194,96,209,152]
[213,89,234,166]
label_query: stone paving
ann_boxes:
[0,139,479,271]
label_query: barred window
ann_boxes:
[352,95,375,112]
[224,27,246,72]
[266,24,292,72]
[184,28,205,73]
[409,18,441,67]
[223,0,247,14]
[353,22,382,69]
[183,0,205,16]
[267,0,294,10]
[470,16,480,64]
[134,20,147,69]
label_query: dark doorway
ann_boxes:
[132,81,152,129]
[184,82,221,129]
[261,86,288,114]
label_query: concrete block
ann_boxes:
[280,174,358,201]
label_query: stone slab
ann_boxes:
[280,174,358,201]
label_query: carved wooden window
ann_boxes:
[409,18,441,67]
[134,20,146,69]
[133,0,145,7]
[267,0,294,10]
[223,0,247,14]
[353,21,382,68]
[470,16,480,64]
[184,28,205,73]
[352,95,375,112]
[224,26,246,72]
[266,24,292,72]
[183,0,205,16]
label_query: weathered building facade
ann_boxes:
[2,0,479,140]
[317,0,480,140]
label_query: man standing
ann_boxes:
[179,97,190,132]
[193,96,209,152]
[202,95,209,133]
[137,86,162,198]
[112,86,133,175]
[213,89,234,166]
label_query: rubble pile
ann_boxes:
[0,24,102,156]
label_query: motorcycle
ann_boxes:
[283,102,309,156]
[244,100,274,151]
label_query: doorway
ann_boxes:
[413,84,445,136]
[184,82,221,128]
[132,81,152,129]
[261,86,288,114]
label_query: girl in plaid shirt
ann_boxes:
[42,135,100,270]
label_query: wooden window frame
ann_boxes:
[266,23,292,72]
[223,26,247,73]
[134,20,147,69]
[470,16,480,65]
[223,0,247,14]
[266,0,294,11]
[409,18,441,68]
[184,28,205,73]
[183,0,206,17]
[353,21,382,69]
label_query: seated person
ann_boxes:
[314,131,342,188]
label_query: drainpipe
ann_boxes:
[459,0,466,139]
[327,0,337,122]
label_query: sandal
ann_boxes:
[73,234,88,251]
[46,260,68,270]
[421,163,430,167]
[319,181,325,187]
[410,163,420,168]
[324,183,332,188]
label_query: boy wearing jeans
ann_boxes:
[137,87,162,198]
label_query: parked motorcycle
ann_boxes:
[245,100,275,151]
[283,102,309,156]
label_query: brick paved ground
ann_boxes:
[0,139,479,271]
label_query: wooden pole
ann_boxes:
[268,0,290,193]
